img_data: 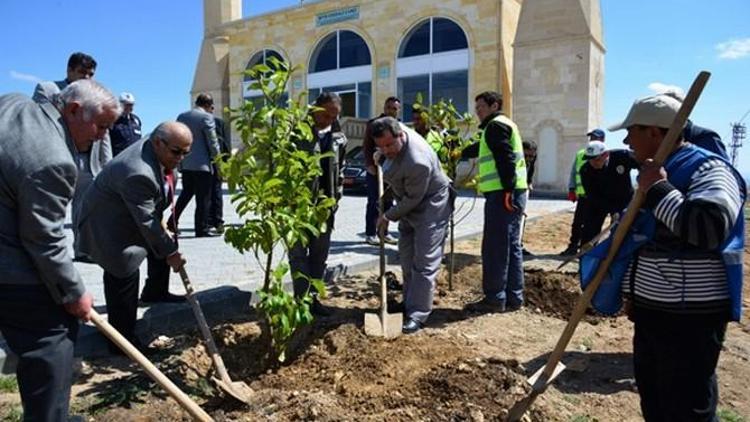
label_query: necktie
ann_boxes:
[164,169,178,244]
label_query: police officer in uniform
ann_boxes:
[109,92,142,157]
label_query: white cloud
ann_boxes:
[648,82,685,98]
[9,70,41,84]
[716,38,750,60]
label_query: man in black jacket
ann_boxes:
[289,92,347,316]
[579,140,639,244]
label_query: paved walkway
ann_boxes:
[70,188,571,307]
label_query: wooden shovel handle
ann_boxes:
[533,71,711,390]
[89,309,213,421]
[178,267,234,386]
[377,164,388,319]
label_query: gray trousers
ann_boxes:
[399,217,448,323]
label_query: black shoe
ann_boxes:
[213,223,225,234]
[559,245,578,256]
[505,303,524,313]
[402,318,423,334]
[464,297,506,313]
[522,248,534,257]
[310,298,332,317]
[140,292,186,304]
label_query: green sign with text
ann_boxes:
[316,6,359,27]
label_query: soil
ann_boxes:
[1,209,749,421]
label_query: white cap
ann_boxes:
[584,140,607,158]
[119,92,135,104]
[608,94,681,131]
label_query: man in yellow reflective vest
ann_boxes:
[560,129,605,255]
[461,91,528,313]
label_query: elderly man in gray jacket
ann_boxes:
[0,79,119,421]
[372,116,451,334]
[78,122,190,354]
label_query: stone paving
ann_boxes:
[70,187,571,308]
[0,186,571,369]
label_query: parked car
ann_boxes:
[342,146,368,194]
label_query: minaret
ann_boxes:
[191,0,241,115]
[512,0,605,191]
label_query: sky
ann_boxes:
[1,0,748,174]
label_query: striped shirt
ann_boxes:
[622,154,743,315]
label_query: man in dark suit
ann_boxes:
[78,122,190,354]
[372,116,451,334]
[0,79,119,421]
[208,109,230,233]
[170,93,221,237]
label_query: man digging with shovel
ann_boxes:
[371,116,451,334]
[610,93,746,421]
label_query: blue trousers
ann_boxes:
[0,284,78,421]
[481,190,526,307]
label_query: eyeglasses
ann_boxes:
[160,138,191,157]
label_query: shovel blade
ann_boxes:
[213,377,254,404]
[527,361,566,392]
[364,312,403,338]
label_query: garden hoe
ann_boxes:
[364,164,403,338]
[179,267,254,404]
[506,70,711,422]
[90,309,214,421]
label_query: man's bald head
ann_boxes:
[152,121,193,170]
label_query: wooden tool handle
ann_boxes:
[179,268,234,385]
[534,71,711,390]
[377,164,388,318]
[90,309,213,421]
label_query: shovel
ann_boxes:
[556,217,617,271]
[506,71,711,422]
[90,310,213,422]
[178,267,254,404]
[364,164,403,338]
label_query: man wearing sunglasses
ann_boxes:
[77,122,191,355]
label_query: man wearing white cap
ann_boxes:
[110,92,142,157]
[610,93,745,421]
[578,140,638,244]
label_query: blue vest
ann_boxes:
[581,145,746,321]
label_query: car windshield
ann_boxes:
[345,146,365,166]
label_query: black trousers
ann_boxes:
[141,249,171,299]
[289,216,334,298]
[103,269,140,345]
[364,171,393,236]
[580,203,609,246]
[173,170,213,236]
[568,196,589,248]
[208,165,224,228]
[0,284,78,421]
[632,307,726,422]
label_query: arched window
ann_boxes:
[308,30,372,118]
[242,49,288,106]
[397,18,469,121]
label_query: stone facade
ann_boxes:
[192,0,604,192]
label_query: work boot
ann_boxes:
[310,297,332,317]
[464,297,506,314]
[559,244,578,256]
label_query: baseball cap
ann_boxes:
[586,128,605,140]
[584,140,607,158]
[119,92,135,104]
[608,94,681,131]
